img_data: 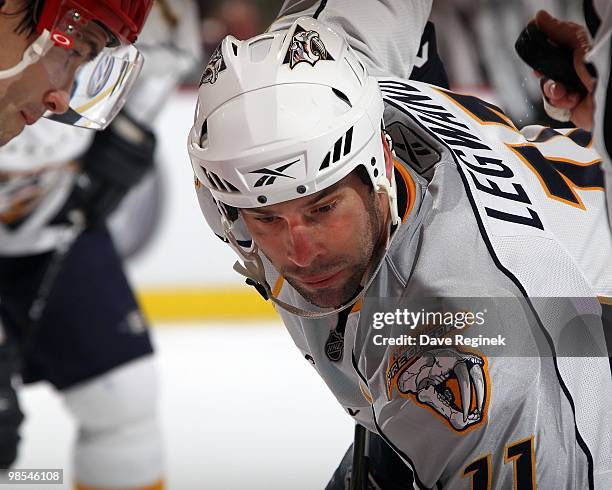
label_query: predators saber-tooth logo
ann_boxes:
[391,348,488,432]
[200,44,226,85]
[284,26,334,69]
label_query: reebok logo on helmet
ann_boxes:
[250,159,300,187]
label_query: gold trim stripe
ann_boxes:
[138,289,612,323]
[137,287,278,323]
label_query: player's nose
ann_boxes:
[43,89,70,115]
[286,220,321,268]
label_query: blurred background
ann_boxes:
[13,1,586,489]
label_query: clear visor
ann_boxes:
[43,41,143,129]
[0,9,143,129]
[42,10,143,129]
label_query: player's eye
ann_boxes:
[313,201,337,214]
[69,49,85,59]
[255,216,278,224]
[65,48,92,69]
[70,41,96,63]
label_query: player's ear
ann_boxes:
[381,131,393,181]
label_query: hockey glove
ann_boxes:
[61,111,157,228]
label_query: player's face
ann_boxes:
[0,8,108,145]
[242,171,389,308]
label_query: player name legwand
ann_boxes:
[373,334,506,347]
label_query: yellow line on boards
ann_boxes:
[136,287,278,323]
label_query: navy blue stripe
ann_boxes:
[313,0,328,19]
[583,0,601,38]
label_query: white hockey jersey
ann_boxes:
[271,0,432,81]
[195,2,612,487]
[197,77,612,489]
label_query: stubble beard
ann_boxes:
[283,192,384,309]
[0,105,18,146]
[0,91,26,146]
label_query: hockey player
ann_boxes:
[188,10,612,490]
[0,1,200,488]
[526,4,612,227]
[0,0,155,147]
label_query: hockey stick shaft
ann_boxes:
[350,424,369,490]
[24,212,85,352]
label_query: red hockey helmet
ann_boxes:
[0,0,154,130]
[36,0,153,44]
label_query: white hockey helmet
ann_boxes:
[188,16,397,219]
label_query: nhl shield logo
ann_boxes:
[325,329,344,362]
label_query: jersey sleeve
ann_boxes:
[517,125,612,297]
[126,0,202,124]
[585,0,612,230]
[269,0,433,79]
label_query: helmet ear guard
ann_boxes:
[375,174,400,227]
[378,126,400,226]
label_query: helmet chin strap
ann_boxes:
[0,31,53,80]
[223,173,401,320]
[377,173,400,226]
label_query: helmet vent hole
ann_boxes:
[319,152,331,171]
[231,43,238,56]
[344,57,363,86]
[357,59,366,78]
[204,169,239,193]
[206,170,222,190]
[200,119,208,146]
[202,169,216,189]
[332,88,351,108]
[321,126,354,170]
[344,127,353,156]
[333,137,343,163]
[224,180,239,192]
[249,36,274,62]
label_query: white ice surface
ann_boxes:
[13,323,354,490]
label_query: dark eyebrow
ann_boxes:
[240,206,273,216]
[302,183,342,208]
